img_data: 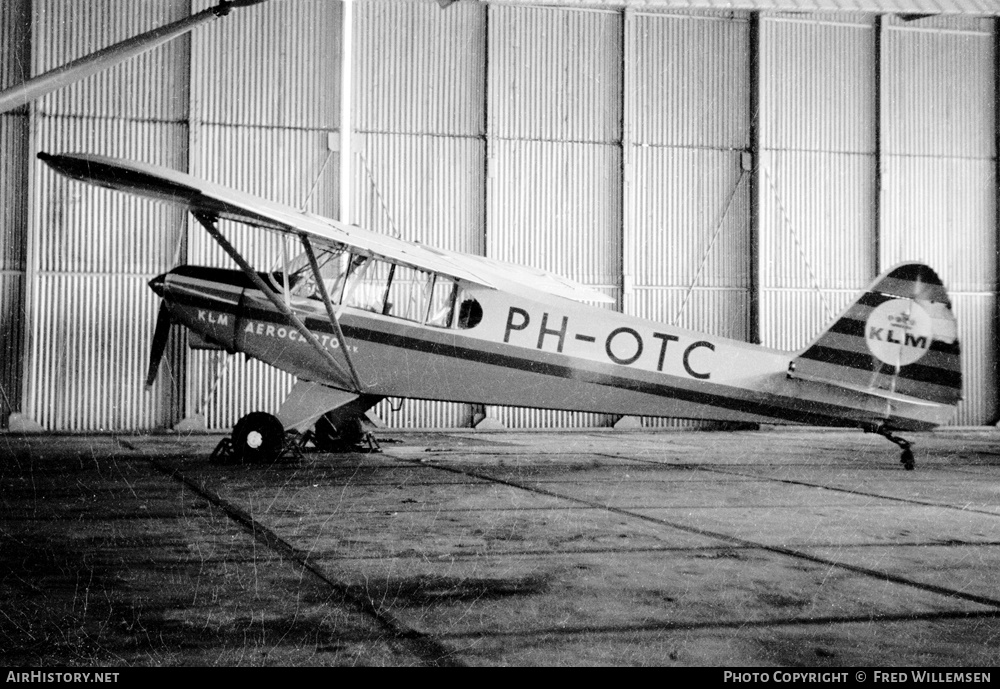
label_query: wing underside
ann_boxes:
[38,152,612,304]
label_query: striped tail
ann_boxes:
[789,263,962,406]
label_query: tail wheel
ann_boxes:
[901,448,915,471]
[232,412,285,464]
[313,413,365,451]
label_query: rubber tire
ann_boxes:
[232,412,285,464]
[313,413,365,451]
[901,448,915,471]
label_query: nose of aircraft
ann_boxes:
[148,272,167,296]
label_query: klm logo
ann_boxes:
[197,310,229,325]
[865,299,933,367]
[868,327,928,350]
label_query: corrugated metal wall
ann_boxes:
[758,13,878,354]
[0,0,30,429]
[185,0,343,430]
[353,0,485,428]
[32,1,191,119]
[13,0,342,431]
[881,15,997,425]
[625,10,751,427]
[487,4,621,428]
[25,0,190,430]
[4,1,998,431]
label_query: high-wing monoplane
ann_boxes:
[39,152,962,469]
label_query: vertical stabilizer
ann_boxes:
[789,263,961,405]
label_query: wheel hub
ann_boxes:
[246,430,263,449]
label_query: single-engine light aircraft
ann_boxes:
[39,152,962,469]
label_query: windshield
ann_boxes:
[270,246,463,328]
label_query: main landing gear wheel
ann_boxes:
[312,413,366,452]
[232,411,285,464]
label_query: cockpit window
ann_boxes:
[276,245,473,328]
[426,275,457,328]
[384,264,436,322]
[343,255,391,313]
[274,246,350,301]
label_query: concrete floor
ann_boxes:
[1,427,999,667]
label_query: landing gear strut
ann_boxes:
[868,425,915,470]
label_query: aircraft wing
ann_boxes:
[415,247,615,304]
[38,152,612,304]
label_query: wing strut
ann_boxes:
[299,235,364,392]
[194,212,361,393]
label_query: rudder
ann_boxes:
[789,263,961,406]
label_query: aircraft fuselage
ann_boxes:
[154,265,952,432]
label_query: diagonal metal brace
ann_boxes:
[194,212,360,392]
[299,236,364,392]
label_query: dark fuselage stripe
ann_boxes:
[170,289,931,429]
[336,324,878,426]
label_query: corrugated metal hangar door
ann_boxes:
[0,0,996,430]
